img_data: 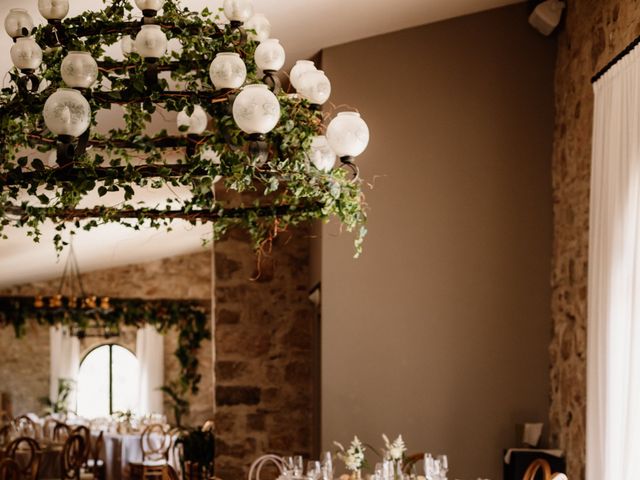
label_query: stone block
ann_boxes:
[216,386,261,406]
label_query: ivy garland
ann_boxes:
[0,295,209,426]
[0,0,368,255]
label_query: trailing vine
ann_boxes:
[0,295,209,426]
[0,0,368,256]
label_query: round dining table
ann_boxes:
[95,431,179,480]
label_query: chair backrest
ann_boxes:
[12,417,36,438]
[248,454,285,480]
[5,437,41,480]
[61,434,85,480]
[42,418,58,440]
[402,452,426,474]
[522,459,568,480]
[72,426,92,463]
[0,458,21,480]
[53,422,71,443]
[140,424,171,462]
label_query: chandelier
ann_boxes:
[0,0,369,254]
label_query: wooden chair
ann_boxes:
[12,417,36,439]
[522,459,568,480]
[71,427,91,466]
[248,455,285,480]
[0,458,21,480]
[53,423,71,444]
[60,434,87,480]
[42,419,58,441]
[402,452,426,474]
[129,424,171,480]
[5,437,41,480]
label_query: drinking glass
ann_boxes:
[437,454,448,480]
[374,462,384,480]
[307,460,321,480]
[321,452,333,480]
[383,460,394,480]
[283,456,295,479]
[294,456,304,477]
[424,454,436,480]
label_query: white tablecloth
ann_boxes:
[96,432,178,480]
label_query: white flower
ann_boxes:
[382,434,407,461]
[335,436,366,472]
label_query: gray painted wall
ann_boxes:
[320,5,556,479]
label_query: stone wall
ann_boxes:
[214,226,316,480]
[0,250,214,426]
[550,1,640,478]
[0,228,317,478]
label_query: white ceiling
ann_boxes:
[0,0,523,288]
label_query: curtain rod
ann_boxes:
[592,33,640,84]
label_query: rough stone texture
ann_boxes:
[214,226,315,480]
[0,251,214,426]
[0,320,51,416]
[551,2,640,478]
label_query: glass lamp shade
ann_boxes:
[209,53,246,89]
[244,14,271,42]
[201,148,222,183]
[61,52,98,89]
[223,0,254,22]
[177,105,208,135]
[4,9,34,39]
[38,0,70,20]
[326,112,370,158]
[10,37,43,70]
[232,84,280,134]
[290,60,316,91]
[308,136,336,172]
[298,70,331,105]
[134,25,168,59]
[43,88,91,137]
[134,0,165,11]
[255,39,285,72]
[121,35,135,55]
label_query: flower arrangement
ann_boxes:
[382,434,407,462]
[334,436,367,473]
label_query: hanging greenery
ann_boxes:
[0,0,368,256]
[0,295,209,426]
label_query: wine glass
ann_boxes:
[437,455,448,479]
[321,452,333,480]
[424,454,436,480]
[283,456,295,479]
[307,460,321,480]
[293,456,304,477]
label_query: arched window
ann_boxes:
[76,344,139,418]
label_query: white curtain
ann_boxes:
[136,325,164,415]
[588,44,640,479]
[49,326,80,409]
